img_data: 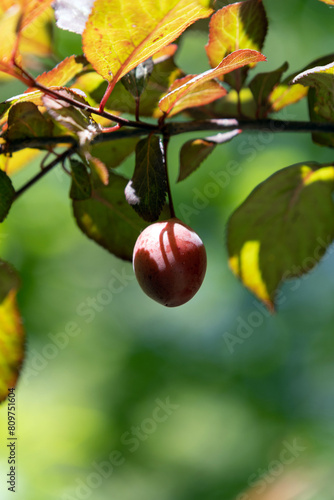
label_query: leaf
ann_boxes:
[266,54,334,114]
[160,76,226,117]
[34,55,89,88]
[73,172,155,260]
[5,102,53,142]
[0,169,15,222]
[0,149,40,176]
[317,0,334,4]
[249,62,289,118]
[0,0,54,76]
[267,79,307,113]
[0,5,22,75]
[227,162,334,311]
[125,135,167,222]
[70,159,92,200]
[159,49,266,116]
[205,0,268,90]
[82,0,213,91]
[89,56,185,118]
[121,58,154,99]
[292,61,334,147]
[19,0,55,30]
[42,88,100,145]
[0,261,24,403]
[178,130,241,182]
[90,137,139,170]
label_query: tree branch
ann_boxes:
[2,119,334,155]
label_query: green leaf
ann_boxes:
[90,137,139,170]
[205,0,268,90]
[249,62,288,118]
[0,261,24,403]
[69,159,92,200]
[82,0,213,91]
[5,102,53,142]
[0,170,15,222]
[73,172,151,261]
[121,58,154,98]
[125,135,167,222]
[178,130,241,182]
[227,162,334,311]
[293,61,334,147]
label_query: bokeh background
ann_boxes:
[1,1,334,499]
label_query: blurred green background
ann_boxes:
[1,1,334,499]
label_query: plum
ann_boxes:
[133,218,207,307]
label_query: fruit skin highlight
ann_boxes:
[132,218,207,307]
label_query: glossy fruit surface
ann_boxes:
[133,218,207,307]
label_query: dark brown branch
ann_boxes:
[2,119,334,156]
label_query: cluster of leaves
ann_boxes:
[1,0,334,400]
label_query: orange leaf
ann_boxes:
[35,55,88,88]
[161,76,226,117]
[82,0,213,92]
[159,49,266,116]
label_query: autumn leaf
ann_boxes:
[82,0,213,97]
[205,0,268,90]
[0,260,24,403]
[159,49,266,116]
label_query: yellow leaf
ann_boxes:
[0,148,41,175]
[0,290,25,402]
[83,0,213,93]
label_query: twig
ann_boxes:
[14,147,76,200]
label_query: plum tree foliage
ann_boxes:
[0,0,334,400]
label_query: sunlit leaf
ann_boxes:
[82,0,213,92]
[159,49,266,116]
[249,62,288,117]
[72,172,151,261]
[18,6,54,58]
[267,80,307,113]
[205,0,268,89]
[0,261,24,402]
[178,130,241,182]
[125,135,167,222]
[227,162,334,310]
[70,158,92,200]
[19,0,55,30]
[161,76,226,117]
[0,169,15,221]
[267,54,334,114]
[0,4,22,75]
[34,55,88,88]
[293,61,334,147]
[0,149,40,176]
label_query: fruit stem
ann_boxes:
[162,134,176,219]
